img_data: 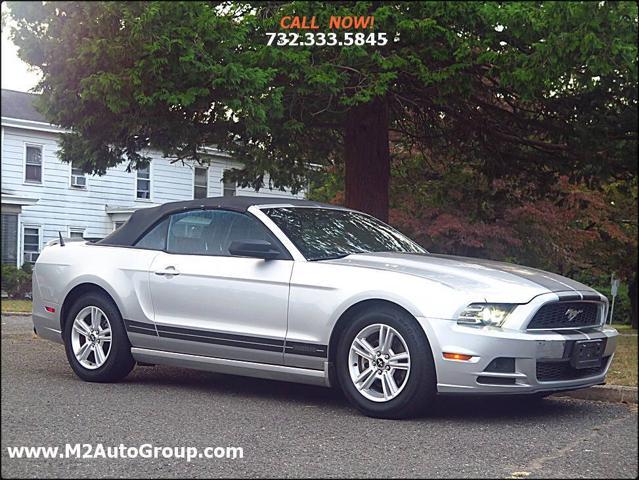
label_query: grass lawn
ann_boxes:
[607,334,638,387]
[1,299,32,314]
[611,323,637,334]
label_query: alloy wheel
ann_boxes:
[348,323,411,402]
[70,306,112,370]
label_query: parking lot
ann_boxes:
[1,314,637,478]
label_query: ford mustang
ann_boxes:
[32,197,618,418]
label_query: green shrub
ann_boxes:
[1,265,32,299]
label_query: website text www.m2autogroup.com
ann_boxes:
[6,443,244,462]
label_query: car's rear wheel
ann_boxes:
[336,304,436,419]
[63,293,135,382]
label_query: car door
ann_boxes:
[147,209,293,365]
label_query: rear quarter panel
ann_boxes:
[32,243,159,342]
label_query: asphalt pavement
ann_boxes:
[1,315,637,478]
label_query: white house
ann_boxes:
[1,89,302,267]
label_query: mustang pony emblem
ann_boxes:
[564,308,584,321]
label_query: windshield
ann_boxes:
[263,207,426,261]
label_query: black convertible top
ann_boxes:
[98,196,336,246]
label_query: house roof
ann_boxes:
[1,89,47,123]
[98,196,338,246]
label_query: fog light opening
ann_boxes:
[484,357,516,373]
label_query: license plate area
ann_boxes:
[571,339,604,369]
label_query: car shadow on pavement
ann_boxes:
[124,364,349,406]
[428,394,586,421]
[123,364,596,421]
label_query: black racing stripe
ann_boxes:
[124,320,157,336]
[155,325,284,347]
[285,341,328,358]
[555,292,582,301]
[125,320,325,357]
[157,331,284,353]
[127,325,158,336]
[581,293,604,301]
[555,291,604,302]
[125,319,156,329]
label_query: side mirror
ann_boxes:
[228,240,282,260]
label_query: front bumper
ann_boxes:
[418,316,618,395]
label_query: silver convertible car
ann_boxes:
[33,197,618,418]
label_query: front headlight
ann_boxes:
[457,303,515,327]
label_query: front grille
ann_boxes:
[527,302,600,330]
[536,357,609,382]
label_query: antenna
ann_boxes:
[58,231,65,247]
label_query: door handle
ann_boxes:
[154,266,180,276]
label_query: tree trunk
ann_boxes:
[630,272,638,330]
[344,97,390,222]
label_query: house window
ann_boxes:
[22,226,41,264]
[68,228,85,239]
[113,221,126,231]
[136,165,151,199]
[194,166,208,199]
[222,172,236,197]
[25,145,43,183]
[70,164,87,188]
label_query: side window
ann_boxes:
[165,210,278,256]
[135,218,169,250]
[222,214,272,254]
[167,210,217,255]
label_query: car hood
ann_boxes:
[324,252,600,304]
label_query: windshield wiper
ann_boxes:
[310,253,352,261]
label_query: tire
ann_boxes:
[63,292,135,382]
[335,304,437,419]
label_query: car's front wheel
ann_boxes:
[63,293,135,382]
[336,304,437,419]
